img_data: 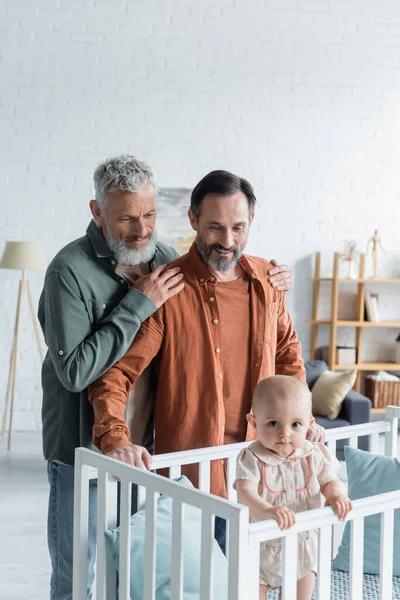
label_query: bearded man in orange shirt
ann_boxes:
[89,169,323,505]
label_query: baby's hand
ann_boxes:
[325,494,352,520]
[265,506,296,530]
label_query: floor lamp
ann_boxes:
[1,241,46,449]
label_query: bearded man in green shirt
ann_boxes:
[39,154,294,600]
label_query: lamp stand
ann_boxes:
[2,271,44,449]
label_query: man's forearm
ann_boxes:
[89,374,131,453]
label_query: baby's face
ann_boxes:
[253,393,312,458]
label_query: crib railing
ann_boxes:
[247,489,400,600]
[72,406,400,600]
[73,448,250,600]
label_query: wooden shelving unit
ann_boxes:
[310,251,400,393]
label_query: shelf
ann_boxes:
[359,321,400,327]
[309,320,400,327]
[311,278,400,283]
[310,252,400,393]
[332,363,400,371]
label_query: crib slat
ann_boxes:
[225,519,230,563]
[281,534,297,600]
[227,456,237,501]
[118,480,132,600]
[384,414,398,458]
[199,461,211,493]
[370,432,380,455]
[94,473,118,599]
[227,508,249,600]
[327,440,337,457]
[349,436,358,449]
[350,517,364,600]
[170,500,185,600]
[199,512,214,600]
[380,510,394,600]
[95,471,107,600]
[72,460,90,600]
[169,465,181,479]
[143,490,157,600]
[317,525,332,599]
[137,484,146,511]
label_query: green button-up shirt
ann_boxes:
[38,220,178,465]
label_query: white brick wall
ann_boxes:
[1,0,399,431]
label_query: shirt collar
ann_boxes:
[86,220,114,258]
[187,242,255,286]
[248,439,314,465]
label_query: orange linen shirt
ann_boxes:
[89,244,306,498]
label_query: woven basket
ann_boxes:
[365,378,400,408]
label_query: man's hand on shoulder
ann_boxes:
[132,264,185,309]
[106,443,152,470]
[268,259,294,292]
[306,421,325,443]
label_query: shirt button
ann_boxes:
[210,276,215,282]
[215,348,221,353]
[218,374,222,379]
[221,426,224,432]
[58,350,64,356]
[200,278,204,283]
[120,279,125,284]
[102,303,106,309]
[220,400,224,405]
[210,297,215,302]
[255,362,260,368]
[213,319,219,324]
[221,460,224,465]
[111,260,116,265]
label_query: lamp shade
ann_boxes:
[0,241,46,271]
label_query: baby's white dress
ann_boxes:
[235,439,340,588]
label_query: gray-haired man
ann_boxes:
[39,155,294,600]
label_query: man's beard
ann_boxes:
[103,228,158,266]
[195,236,246,272]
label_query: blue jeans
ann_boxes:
[47,461,97,600]
[214,516,227,554]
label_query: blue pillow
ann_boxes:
[333,446,400,575]
[104,476,228,600]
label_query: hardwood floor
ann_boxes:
[0,433,49,600]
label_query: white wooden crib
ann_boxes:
[73,406,400,600]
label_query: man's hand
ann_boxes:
[132,265,185,309]
[106,444,152,470]
[306,421,325,443]
[268,259,294,292]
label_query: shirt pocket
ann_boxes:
[264,301,279,348]
[87,299,113,328]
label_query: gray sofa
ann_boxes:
[305,360,371,460]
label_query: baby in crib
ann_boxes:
[235,375,352,600]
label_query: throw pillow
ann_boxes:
[333,446,400,575]
[104,476,228,600]
[311,369,357,419]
